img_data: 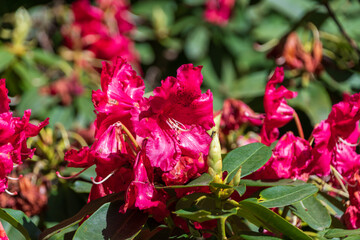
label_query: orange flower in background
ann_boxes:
[268,31,323,74]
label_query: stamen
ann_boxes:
[91,169,117,185]
[5,189,17,196]
[7,175,23,181]
[166,117,189,132]
[56,166,91,180]
[338,137,359,147]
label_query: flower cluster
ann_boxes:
[64,58,214,220]
[62,0,138,65]
[0,79,49,195]
[220,67,360,228]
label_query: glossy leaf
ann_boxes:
[73,200,147,240]
[0,209,34,240]
[258,184,318,208]
[290,195,331,231]
[39,192,124,240]
[241,179,306,187]
[174,207,237,223]
[223,143,272,183]
[237,201,311,240]
[323,228,360,238]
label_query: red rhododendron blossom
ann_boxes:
[342,171,360,229]
[253,132,313,181]
[221,99,263,134]
[92,57,145,137]
[260,67,297,146]
[162,154,207,186]
[0,79,49,194]
[204,0,235,26]
[137,64,214,171]
[63,0,138,64]
[121,144,168,221]
[311,93,360,176]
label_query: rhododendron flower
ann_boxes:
[63,0,138,65]
[311,93,360,176]
[162,154,207,186]
[137,64,214,171]
[204,0,235,26]
[260,67,297,146]
[121,143,168,221]
[92,57,145,137]
[221,99,263,134]
[342,171,360,229]
[253,132,313,181]
[268,32,323,74]
[0,79,49,194]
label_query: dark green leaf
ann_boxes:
[258,184,318,208]
[223,143,272,183]
[73,200,147,240]
[323,228,360,238]
[237,201,311,240]
[230,71,268,99]
[238,232,283,239]
[174,207,237,223]
[290,195,331,231]
[234,184,246,196]
[241,179,306,187]
[39,192,124,240]
[0,208,36,240]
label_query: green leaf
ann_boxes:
[39,192,124,240]
[234,184,246,196]
[184,26,209,60]
[17,87,57,118]
[73,200,147,240]
[223,143,272,183]
[155,173,212,189]
[176,192,209,211]
[174,207,237,223]
[237,201,311,240]
[258,184,318,208]
[323,228,360,238]
[288,81,332,125]
[230,71,268,99]
[71,181,92,193]
[241,179,306,187]
[237,232,283,240]
[0,208,39,240]
[0,47,15,72]
[290,195,331,231]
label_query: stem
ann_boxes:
[293,112,305,139]
[324,1,360,55]
[310,175,349,198]
[281,206,290,219]
[218,218,227,240]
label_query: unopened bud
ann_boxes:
[207,131,222,177]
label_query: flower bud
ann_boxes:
[207,131,222,178]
